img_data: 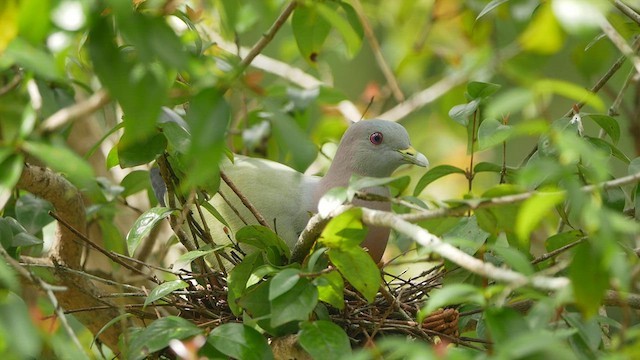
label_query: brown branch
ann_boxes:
[17,164,126,351]
[220,170,272,229]
[351,0,404,102]
[238,1,297,71]
[40,89,111,132]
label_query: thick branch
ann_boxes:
[40,89,111,132]
[17,164,123,351]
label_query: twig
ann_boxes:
[220,171,272,229]
[378,73,467,121]
[613,0,640,25]
[238,1,297,71]
[49,211,161,284]
[0,68,22,95]
[0,247,89,357]
[40,89,111,132]
[352,0,404,102]
[400,170,640,222]
[361,207,570,291]
[599,18,640,76]
[531,237,586,265]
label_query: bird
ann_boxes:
[155,119,428,267]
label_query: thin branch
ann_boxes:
[238,1,297,71]
[351,0,404,102]
[400,170,640,222]
[599,18,640,76]
[220,171,272,229]
[378,73,467,121]
[613,0,640,25]
[40,89,111,132]
[0,68,22,96]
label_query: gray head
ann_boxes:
[328,119,429,178]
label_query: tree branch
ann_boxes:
[40,89,111,132]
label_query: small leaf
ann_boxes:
[120,170,152,197]
[236,225,290,261]
[449,99,480,126]
[419,284,485,321]
[545,230,584,252]
[269,268,301,301]
[488,245,534,275]
[174,244,227,270]
[0,154,23,210]
[315,270,344,310]
[477,118,512,150]
[414,165,466,196]
[569,242,608,317]
[466,81,501,100]
[515,190,565,246]
[318,208,366,249]
[584,114,620,144]
[474,162,503,173]
[144,280,188,307]
[586,137,630,164]
[207,323,273,360]
[328,247,379,302]
[299,320,352,360]
[316,2,362,57]
[270,278,318,327]
[227,251,263,316]
[127,317,202,360]
[292,3,333,64]
[126,207,175,256]
[484,307,529,343]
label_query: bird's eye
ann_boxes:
[369,132,383,145]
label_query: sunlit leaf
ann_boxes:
[315,270,344,309]
[318,207,366,249]
[316,2,362,58]
[519,3,564,54]
[515,189,565,246]
[126,207,175,256]
[327,246,379,303]
[414,165,466,196]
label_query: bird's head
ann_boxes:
[334,119,429,178]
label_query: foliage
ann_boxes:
[1,0,640,359]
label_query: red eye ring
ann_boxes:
[369,132,383,145]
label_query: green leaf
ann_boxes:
[488,245,534,275]
[120,170,152,198]
[474,162,503,173]
[475,184,524,236]
[144,280,188,307]
[117,131,167,168]
[127,317,202,360]
[270,112,318,172]
[236,225,290,262]
[477,118,512,150]
[315,270,344,309]
[18,0,51,45]
[270,277,318,327]
[586,136,630,164]
[22,141,94,189]
[534,79,604,112]
[466,81,501,100]
[299,320,352,360]
[584,114,620,144]
[414,165,466,196]
[515,190,565,246]
[0,154,24,209]
[349,175,410,198]
[318,208,366,249]
[0,252,18,292]
[5,37,63,81]
[448,99,480,126]
[569,242,608,317]
[208,324,273,360]
[419,284,485,322]
[227,251,263,316]
[126,207,175,256]
[545,230,584,252]
[174,244,227,270]
[15,194,53,234]
[269,268,301,301]
[328,246,379,302]
[484,307,529,343]
[292,2,333,64]
[316,2,362,58]
[183,88,230,190]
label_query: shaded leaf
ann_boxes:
[299,320,351,360]
[292,3,332,64]
[569,243,608,317]
[449,99,480,126]
[466,81,501,100]
[127,317,202,360]
[270,277,318,327]
[207,323,273,360]
[584,114,620,144]
[269,268,301,301]
[227,251,263,316]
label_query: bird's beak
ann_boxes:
[398,146,429,167]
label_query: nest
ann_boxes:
[169,261,483,350]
